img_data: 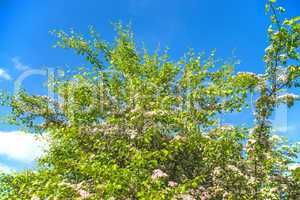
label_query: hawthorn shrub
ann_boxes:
[0,0,299,199]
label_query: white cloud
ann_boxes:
[11,57,30,71]
[0,163,13,173]
[0,68,11,80]
[0,131,46,163]
[272,125,296,133]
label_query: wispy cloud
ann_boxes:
[11,57,30,71]
[0,68,11,80]
[0,131,45,163]
[273,126,295,133]
[273,125,296,133]
[0,163,12,173]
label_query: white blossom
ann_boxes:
[277,93,299,107]
[168,181,178,187]
[78,189,90,199]
[127,129,138,139]
[151,169,168,180]
[212,167,222,176]
[237,71,257,76]
[219,125,234,131]
[277,93,299,100]
[265,44,273,52]
[269,134,282,143]
[277,73,288,82]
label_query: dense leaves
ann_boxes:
[0,0,299,199]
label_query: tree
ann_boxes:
[0,0,299,199]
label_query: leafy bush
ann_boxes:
[0,0,299,199]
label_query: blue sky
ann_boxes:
[0,0,299,172]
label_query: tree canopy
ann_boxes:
[0,0,300,199]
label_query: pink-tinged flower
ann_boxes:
[201,191,208,200]
[151,169,168,180]
[78,189,90,199]
[168,181,178,187]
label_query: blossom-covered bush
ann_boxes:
[0,0,299,199]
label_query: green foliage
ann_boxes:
[0,1,299,199]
